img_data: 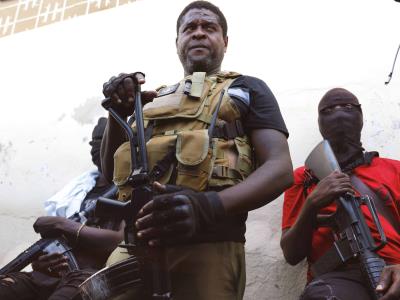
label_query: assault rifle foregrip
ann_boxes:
[0,239,50,275]
[335,195,386,299]
[0,238,79,275]
[360,250,385,300]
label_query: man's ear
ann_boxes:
[224,36,228,53]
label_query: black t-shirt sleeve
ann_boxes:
[229,75,289,138]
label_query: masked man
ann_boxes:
[100,1,293,299]
[281,88,400,300]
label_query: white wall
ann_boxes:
[0,0,400,299]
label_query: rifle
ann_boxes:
[0,185,117,275]
[96,72,171,299]
[305,140,387,300]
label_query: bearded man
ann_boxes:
[100,1,293,299]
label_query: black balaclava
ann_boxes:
[318,88,364,168]
[89,117,107,171]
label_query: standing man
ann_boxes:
[101,1,293,299]
[281,88,400,300]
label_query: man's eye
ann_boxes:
[321,108,333,114]
[205,25,215,31]
[184,25,195,32]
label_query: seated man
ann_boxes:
[281,88,400,300]
[0,117,124,300]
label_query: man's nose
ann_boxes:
[192,27,206,39]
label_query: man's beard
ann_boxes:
[179,49,223,75]
[185,56,214,74]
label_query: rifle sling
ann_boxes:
[350,175,400,235]
[311,239,353,277]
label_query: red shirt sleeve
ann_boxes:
[282,166,307,230]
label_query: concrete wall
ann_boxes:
[1,0,400,299]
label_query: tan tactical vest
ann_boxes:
[113,71,254,201]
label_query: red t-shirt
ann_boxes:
[282,156,400,281]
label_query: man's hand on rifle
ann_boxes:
[31,252,69,277]
[135,188,225,246]
[33,216,69,238]
[376,264,400,300]
[102,72,157,118]
[306,170,353,210]
[33,216,79,243]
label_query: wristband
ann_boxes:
[75,223,86,246]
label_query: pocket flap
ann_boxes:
[176,130,210,166]
[113,142,132,186]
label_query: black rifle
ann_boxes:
[305,140,387,300]
[96,72,171,300]
[0,185,117,275]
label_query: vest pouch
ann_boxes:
[146,134,177,184]
[144,79,212,120]
[234,136,253,178]
[113,141,133,201]
[175,129,212,191]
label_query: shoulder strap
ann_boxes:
[350,175,400,235]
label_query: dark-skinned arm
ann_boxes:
[219,128,293,214]
[280,201,318,265]
[100,73,157,182]
[100,116,127,182]
[33,217,124,255]
[280,171,353,265]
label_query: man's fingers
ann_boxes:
[139,193,190,215]
[152,182,190,194]
[133,72,145,85]
[32,253,68,272]
[153,182,167,193]
[378,266,400,300]
[45,255,68,267]
[51,262,70,273]
[38,252,64,261]
[139,220,194,246]
[111,92,121,103]
[136,206,190,230]
[116,84,127,101]
[377,267,393,293]
[137,227,162,241]
[137,200,155,218]
[142,90,157,104]
[147,221,195,247]
[138,195,174,216]
[122,77,135,99]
